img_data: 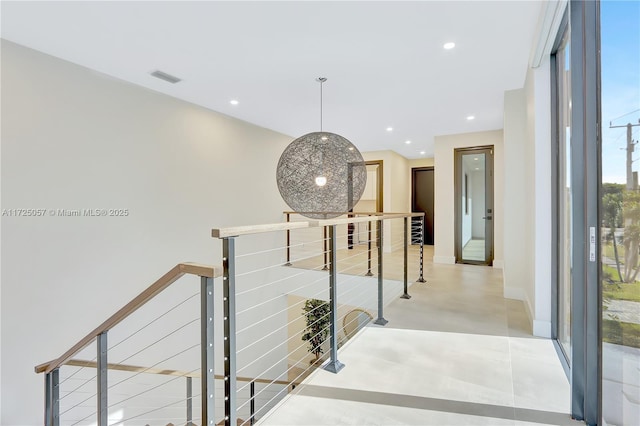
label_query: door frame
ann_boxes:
[454,146,494,265]
[411,166,434,245]
[364,160,383,213]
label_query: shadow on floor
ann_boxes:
[293,385,577,425]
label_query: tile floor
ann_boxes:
[258,247,576,426]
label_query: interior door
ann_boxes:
[412,167,434,245]
[455,147,494,265]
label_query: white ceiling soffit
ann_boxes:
[530,0,568,67]
[1,1,543,159]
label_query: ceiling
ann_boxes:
[1,1,543,159]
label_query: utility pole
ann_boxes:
[610,119,640,190]
[611,118,640,282]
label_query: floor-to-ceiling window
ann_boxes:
[600,1,640,424]
[552,1,600,422]
[555,24,572,362]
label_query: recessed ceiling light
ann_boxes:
[443,42,456,50]
[474,157,478,160]
[467,115,475,120]
[386,127,393,132]
[230,99,239,105]
[405,140,411,144]
[475,167,480,170]
[420,151,426,155]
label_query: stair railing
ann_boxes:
[35,263,220,426]
[211,212,425,426]
[36,212,425,426]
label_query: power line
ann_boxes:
[610,108,640,124]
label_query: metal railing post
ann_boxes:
[250,381,256,425]
[324,224,345,373]
[401,217,411,299]
[223,237,237,426]
[347,212,354,249]
[186,376,193,426]
[45,371,51,426]
[417,215,426,283]
[366,217,373,276]
[322,226,329,270]
[201,276,215,426]
[52,369,59,426]
[374,219,388,325]
[284,213,292,266]
[97,332,108,426]
[45,368,59,426]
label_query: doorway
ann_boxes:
[412,167,434,245]
[353,160,383,245]
[455,147,494,265]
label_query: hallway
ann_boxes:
[259,262,573,425]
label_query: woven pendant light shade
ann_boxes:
[276,131,367,219]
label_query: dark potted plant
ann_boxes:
[301,298,330,363]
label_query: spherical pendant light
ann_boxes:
[277,131,367,219]
[276,78,367,219]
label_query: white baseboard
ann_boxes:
[433,255,456,264]
[504,285,552,338]
[503,286,525,301]
[493,259,504,269]
[505,287,535,331]
[533,320,552,338]
[523,293,534,325]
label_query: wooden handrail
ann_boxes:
[283,211,412,216]
[212,221,309,238]
[37,262,221,374]
[310,212,424,227]
[212,212,425,239]
[35,359,298,387]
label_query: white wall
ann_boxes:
[409,158,434,169]
[531,58,553,338]
[503,88,534,306]
[1,40,294,424]
[502,59,553,339]
[433,130,504,266]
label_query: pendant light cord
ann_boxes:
[317,77,327,132]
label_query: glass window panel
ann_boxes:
[461,153,486,262]
[556,26,572,362]
[601,1,640,425]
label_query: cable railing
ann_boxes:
[38,358,296,426]
[36,212,425,426]
[211,212,425,426]
[35,263,220,426]
[284,211,426,282]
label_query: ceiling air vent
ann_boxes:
[150,70,182,84]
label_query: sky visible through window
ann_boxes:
[601,0,640,184]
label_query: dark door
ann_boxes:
[412,167,434,245]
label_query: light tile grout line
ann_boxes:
[506,297,518,426]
